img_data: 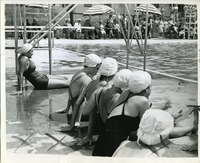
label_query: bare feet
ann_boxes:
[78,136,93,146]
[56,108,68,114]
[56,125,73,132]
[181,143,198,151]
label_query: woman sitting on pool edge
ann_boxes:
[12,43,71,95]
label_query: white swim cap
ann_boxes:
[20,43,33,54]
[113,69,133,89]
[128,71,151,94]
[137,109,174,146]
[83,54,102,68]
[98,57,118,76]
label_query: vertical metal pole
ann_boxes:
[48,4,52,75]
[188,13,191,39]
[144,4,149,71]
[23,4,27,43]
[14,4,18,75]
[125,4,143,54]
[113,5,128,46]
[127,12,130,69]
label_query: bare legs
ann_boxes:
[47,75,71,89]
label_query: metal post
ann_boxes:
[125,4,143,54]
[23,4,27,43]
[127,14,130,69]
[14,4,18,75]
[144,4,149,71]
[52,31,54,48]
[188,14,191,39]
[113,5,128,46]
[48,4,52,75]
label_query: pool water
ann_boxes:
[57,42,198,81]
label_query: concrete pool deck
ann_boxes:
[2,38,199,161]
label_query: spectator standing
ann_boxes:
[132,16,141,39]
[82,18,95,39]
[121,14,128,38]
[190,24,197,39]
[161,6,165,18]
[168,18,174,25]
[168,23,178,39]
[158,17,164,38]
[52,21,61,39]
[108,13,114,23]
[32,18,41,38]
[74,19,82,39]
[32,18,40,30]
[26,18,31,39]
[164,19,169,38]
[113,19,121,39]
[63,18,73,39]
[98,20,106,39]
[141,18,146,39]
[105,19,114,39]
[173,23,179,38]
[146,16,154,39]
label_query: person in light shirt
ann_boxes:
[74,19,82,39]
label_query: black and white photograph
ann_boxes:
[1,0,199,162]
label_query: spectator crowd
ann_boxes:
[6,13,198,40]
[60,14,198,40]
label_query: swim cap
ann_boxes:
[113,69,133,89]
[137,109,174,146]
[83,54,102,68]
[128,71,151,94]
[98,57,118,76]
[20,43,33,54]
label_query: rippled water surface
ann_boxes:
[57,42,198,81]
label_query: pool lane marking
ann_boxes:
[45,133,67,151]
[117,62,198,84]
[12,133,33,152]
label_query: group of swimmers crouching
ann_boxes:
[14,43,198,157]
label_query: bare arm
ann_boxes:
[66,85,86,130]
[65,91,72,114]
[55,91,72,114]
[78,90,98,146]
[169,126,194,138]
[11,56,28,95]
[17,57,28,91]
[138,98,151,119]
[82,89,99,116]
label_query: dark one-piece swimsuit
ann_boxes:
[23,59,49,90]
[92,101,140,157]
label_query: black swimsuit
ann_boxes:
[92,101,140,157]
[23,60,49,90]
